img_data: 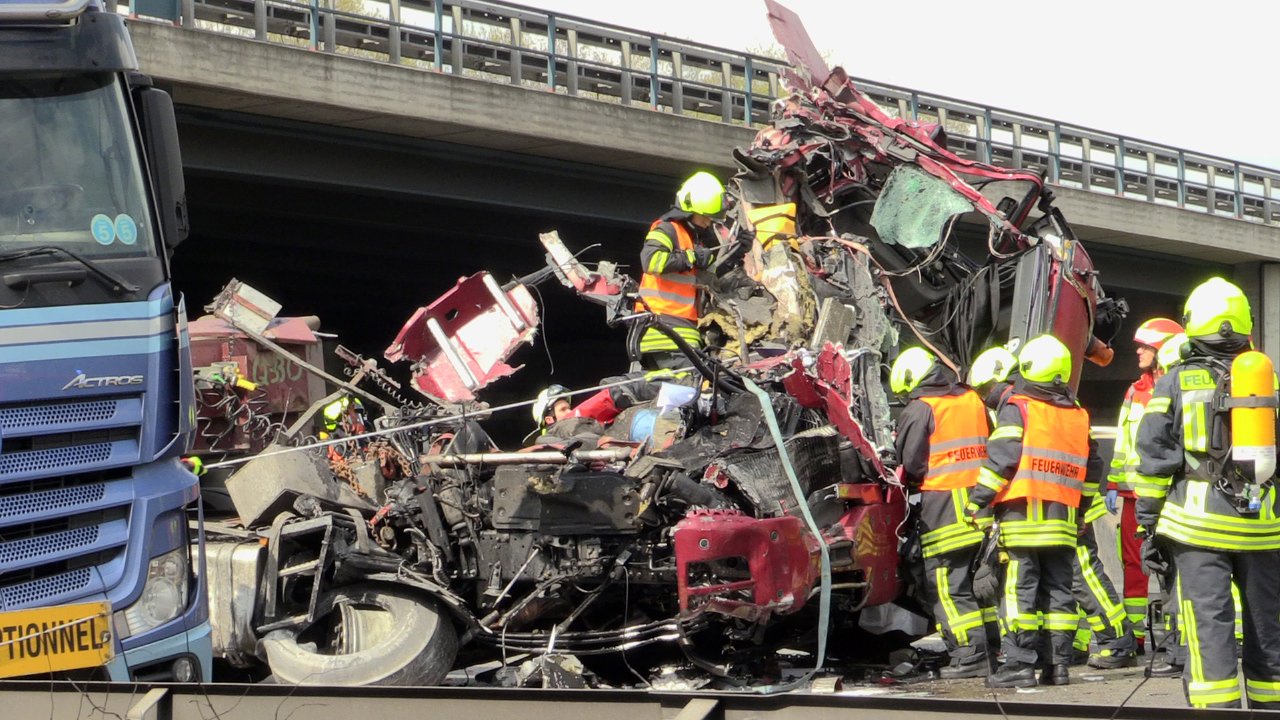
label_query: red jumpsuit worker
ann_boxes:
[1106,317,1182,650]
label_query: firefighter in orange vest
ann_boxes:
[633,172,724,370]
[965,334,1103,688]
[892,347,997,678]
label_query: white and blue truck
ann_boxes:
[0,0,209,682]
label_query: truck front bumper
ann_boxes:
[104,619,212,683]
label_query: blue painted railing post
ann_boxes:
[309,0,319,50]
[432,1,443,69]
[546,13,556,90]
[649,40,658,109]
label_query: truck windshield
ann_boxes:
[0,73,156,258]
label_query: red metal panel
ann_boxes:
[832,493,907,608]
[189,316,324,453]
[674,510,819,620]
[384,273,539,403]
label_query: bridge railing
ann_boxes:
[123,0,1280,226]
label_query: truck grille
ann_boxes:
[0,396,142,610]
[0,399,120,430]
[1,567,94,609]
[0,443,114,476]
[0,483,107,521]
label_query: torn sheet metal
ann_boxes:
[674,509,819,618]
[384,272,539,402]
[207,278,281,335]
[782,344,892,483]
[759,243,817,344]
[764,0,830,90]
[539,230,626,299]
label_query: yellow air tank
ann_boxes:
[1231,351,1277,500]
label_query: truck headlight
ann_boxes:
[123,548,189,636]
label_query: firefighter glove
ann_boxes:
[1105,488,1119,514]
[963,502,982,528]
[1140,534,1169,577]
[692,246,715,269]
[181,456,206,477]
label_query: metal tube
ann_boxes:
[387,0,401,63]
[432,0,443,70]
[308,0,318,50]
[649,40,658,109]
[546,13,556,90]
[214,308,396,414]
[481,273,527,330]
[253,0,266,40]
[420,448,632,466]
[426,317,478,389]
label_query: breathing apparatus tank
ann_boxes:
[1229,351,1278,512]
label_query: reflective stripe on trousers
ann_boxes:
[1173,544,1280,708]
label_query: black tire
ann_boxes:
[261,583,458,686]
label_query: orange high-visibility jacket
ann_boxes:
[920,391,989,491]
[635,219,697,321]
[998,395,1090,506]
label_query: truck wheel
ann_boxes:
[261,583,458,686]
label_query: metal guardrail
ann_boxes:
[120,0,1280,227]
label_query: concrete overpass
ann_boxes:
[121,8,1280,423]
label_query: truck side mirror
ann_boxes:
[135,85,188,249]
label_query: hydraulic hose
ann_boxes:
[647,318,746,395]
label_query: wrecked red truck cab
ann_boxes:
[197,0,1124,691]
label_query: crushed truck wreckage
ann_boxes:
[196,1,1125,690]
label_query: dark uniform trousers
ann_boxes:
[923,549,990,665]
[1171,545,1280,708]
[998,499,1078,667]
[1072,522,1135,654]
[919,490,997,666]
[1153,564,1186,667]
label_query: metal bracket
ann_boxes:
[258,514,336,633]
[1222,395,1279,410]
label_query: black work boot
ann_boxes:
[1039,664,1070,686]
[986,661,1037,688]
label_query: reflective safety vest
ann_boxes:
[636,219,697,322]
[1175,366,1218,459]
[920,391,989,491]
[1109,374,1155,496]
[996,395,1090,507]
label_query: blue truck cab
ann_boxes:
[0,0,209,681]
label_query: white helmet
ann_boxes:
[532,384,570,429]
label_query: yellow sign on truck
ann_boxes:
[0,601,113,678]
